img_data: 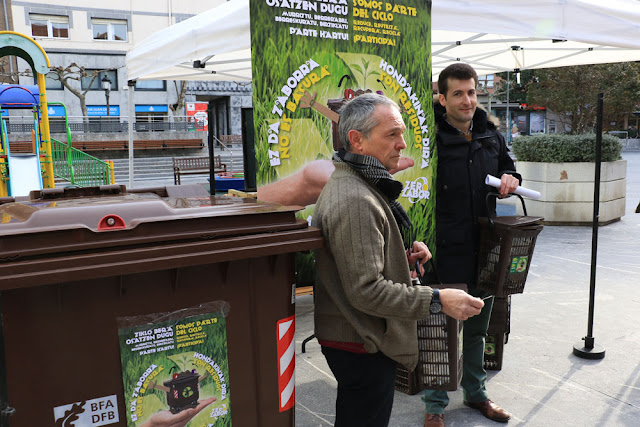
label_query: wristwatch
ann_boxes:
[429,289,442,314]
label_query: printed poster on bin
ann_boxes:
[249,0,436,269]
[117,301,231,427]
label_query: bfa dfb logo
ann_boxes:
[401,177,430,203]
[54,395,119,426]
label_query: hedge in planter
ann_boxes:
[512,133,622,163]
[511,134,626,225]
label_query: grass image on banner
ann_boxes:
[250,0,436,264]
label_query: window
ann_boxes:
[30,14,69,38]
[135,80,166,91]
[45,72,63,90]
[530,112,546,134]
[92,19,127,41]
[81,69,118,91]
[136,106,168,132]
[477,74,494,90]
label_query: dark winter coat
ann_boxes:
[434,102,521,288]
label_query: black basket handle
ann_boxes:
[485,191,527,227]
[414,258,441,286]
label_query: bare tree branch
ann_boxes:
[48,63,109,122]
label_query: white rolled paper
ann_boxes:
[485,174,541,200]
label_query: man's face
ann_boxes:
[354,104,407,170]
[438,77,477,128]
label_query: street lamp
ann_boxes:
[101,74,112,117]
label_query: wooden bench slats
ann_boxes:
[295,286,314,297]
[5,142,34,153]
[173,155,227,185]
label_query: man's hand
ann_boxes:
[499,174,519,197]
[407,241,431,279]
[438,289,484,320]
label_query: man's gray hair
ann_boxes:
[338,93,399,151]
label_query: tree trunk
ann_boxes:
[79,97,88,124]
[169,80,188,120]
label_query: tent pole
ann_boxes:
[127,80,135,189]
[506,71,510,144]
[208,101,216,194]
[573,92,606,360]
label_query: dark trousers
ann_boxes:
[321,346,398,427]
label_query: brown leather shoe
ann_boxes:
[424,413,445,427]
[464,399,510,422]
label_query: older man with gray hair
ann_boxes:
[312,93,484,427]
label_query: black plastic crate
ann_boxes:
[395,285,465,394]
[484,332,506,370]
[416,312,464,390]
[487,296,511,335]
[395,364,421,395]
[476,215,543,296]
[484,296,511,371]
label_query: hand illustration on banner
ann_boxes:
[139,397,216,427]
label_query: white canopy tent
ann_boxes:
[126,0,251,82]
[124,0,640,187]
[127,0,640,83]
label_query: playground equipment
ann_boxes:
[0,84,43,197]
[48,102,114,188]
[0,32,113,198]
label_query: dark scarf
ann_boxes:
[334,148,411,230]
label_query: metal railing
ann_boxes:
[187,81,252,93]
[4,116,206,134]
[214,135,238,173]
[51,137,113,187]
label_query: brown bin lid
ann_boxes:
[0,187,323,289]
[479,215,544,228]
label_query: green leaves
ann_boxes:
[512,133,623,162]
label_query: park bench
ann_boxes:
[6,142,33,153]
[173,155,226,185]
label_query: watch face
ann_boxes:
[430,302,442,314]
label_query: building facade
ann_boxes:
[9,0,252,137]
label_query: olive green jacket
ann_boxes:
[312,162,433,370]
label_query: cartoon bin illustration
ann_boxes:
[152,369,202,414]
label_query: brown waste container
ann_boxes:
[0,185,322,427]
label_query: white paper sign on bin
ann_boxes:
[485,174,541,200]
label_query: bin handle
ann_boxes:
[1,405,16,417]
[485,191,527,227]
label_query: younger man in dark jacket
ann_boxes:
[423,63,521,427]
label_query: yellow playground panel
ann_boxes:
[0,31,54,197]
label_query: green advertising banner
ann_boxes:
[117,302,231,427]
[249,0,436,255]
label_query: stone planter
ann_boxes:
[515,160,626,225]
